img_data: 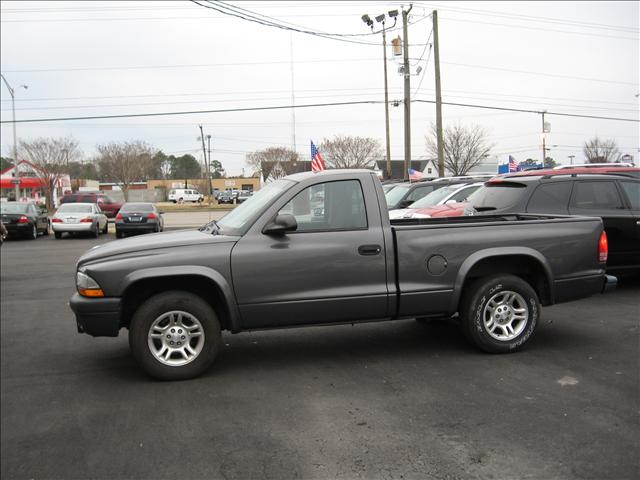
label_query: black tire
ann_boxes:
[42,221,50,236]
[92,223,99,238]
[116,230,124,239]
[460,274,540,353]
[27,223,37,240]
[178,197,184,204]
[128,291,222,380]
[102,221,109,234]
[54,231,62,239]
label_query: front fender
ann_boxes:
[122,266,242,333]
[450,247,555,313]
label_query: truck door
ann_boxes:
[231,178,389,329]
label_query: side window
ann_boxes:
[406,186,433,202]
[570,181,623,210]
[619,182,640,209]
[526,182,572,214]
[451,185,479,202]
[277,180,367,232]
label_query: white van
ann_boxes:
[168,189,204,203]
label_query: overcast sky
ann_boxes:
[1,0,638,176]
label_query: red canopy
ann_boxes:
[0,177,48,189]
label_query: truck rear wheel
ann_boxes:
[129,291,222,380]
[460,274,539,353]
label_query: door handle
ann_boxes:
[358,244,382,256]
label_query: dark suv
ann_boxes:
[59,193,122,218]
[467,169,640,274]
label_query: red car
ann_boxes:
[59,193,122,218]
[396,201,472,219]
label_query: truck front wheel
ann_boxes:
[460,274,539,353]
[129,291,222,380]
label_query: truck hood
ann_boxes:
[78,229,239,265]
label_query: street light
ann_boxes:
[361,11,397,180]
[1,74,28,200]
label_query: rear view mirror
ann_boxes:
[263,213,297,235]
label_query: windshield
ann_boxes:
[121,203,153,212]
[57,204,93,213]
[410,185,462,208]
[0,203,29,214]
[384,184,411,206]
[467,182,528,211]
[215,179,294,234]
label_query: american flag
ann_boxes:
[508,155,519,172]
[311,140,325,172]
[408,168,424,181]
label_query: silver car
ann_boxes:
[52,203,109,239]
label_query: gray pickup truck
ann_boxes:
[70,170,616,380]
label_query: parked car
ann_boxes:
[59,193,122,218]
[168,189,204,203]
[115,202,164,238]
[465,169,640,274]
[217,191,235,204]
[0,201,49,239]
[389,182,484,219]
[236,191,253,204]
[52,203,108,239]
[70,169,615,380]
[384,176,493,210]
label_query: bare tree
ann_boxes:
[246,147,300,181]
[96,141,155,200]
[19,136,81,209]
[583,137,621,163]
[426,123,493,176]
[319,135,383,169]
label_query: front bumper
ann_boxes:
[69,293,122,337]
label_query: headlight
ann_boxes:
[76,271,105,297]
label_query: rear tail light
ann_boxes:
[18,215,29,224]
[598,231,608,263]
[147,213,157,219]
[80,218,93,223]
[116,213,123,220]
[51,218,63,223]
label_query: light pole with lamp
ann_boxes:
[362,10,398,180]
[0,74,28,200]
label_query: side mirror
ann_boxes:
[158,210,164,215]
[399,199,414,209]
[263,213,297,235]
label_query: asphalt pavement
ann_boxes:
[1,232,638,480]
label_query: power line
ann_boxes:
[0,100,384,124]
[439,16,638,41]
[414,2,639,34]
[2,98,637,125]
[441,61,637,86]
[414,99,640,122]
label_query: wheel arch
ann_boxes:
[120,267,241,333]
[451,247,555,313]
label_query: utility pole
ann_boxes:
[382,20,392,180]
[206,134,213,197]
[290,32,296,152]
[1,74,27,200]
[433,10,445,178]
[541,111,546,165]
[402,4,413,181]
[198,125,208,190]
